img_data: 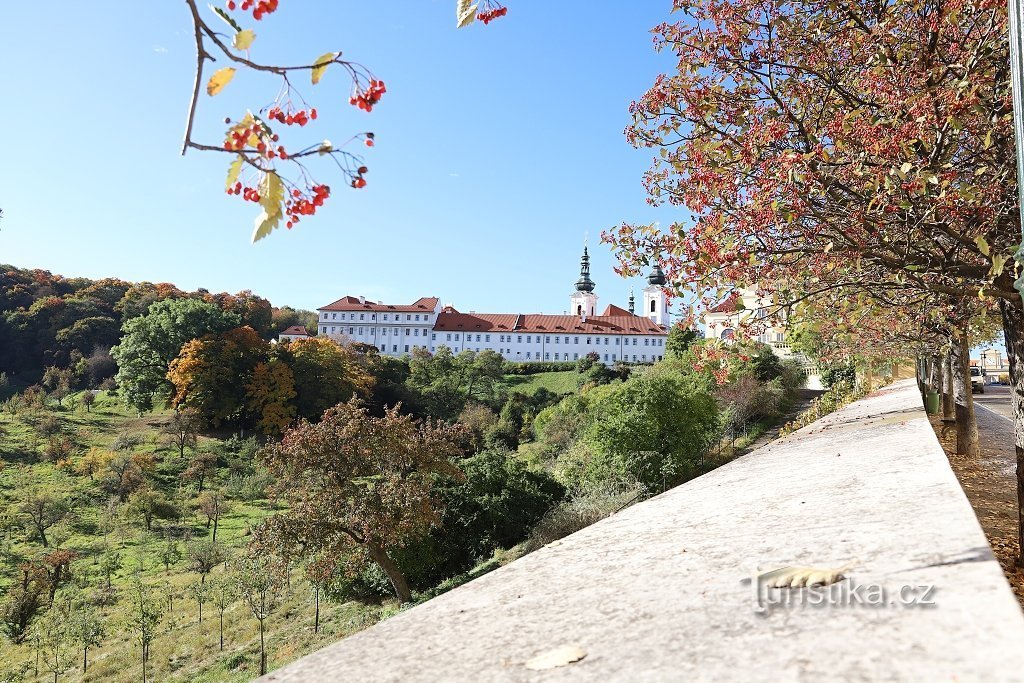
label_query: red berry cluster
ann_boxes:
[226,0,279,20]
[351,166,369,189]
[479,5,507,23]
[225,182,262,202]
[267,106,317,126]
[285,184,330,229]
[224,120,265,151]
[350,80,386,112]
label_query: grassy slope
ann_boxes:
[0,392,391,683]
[499,371,580,396]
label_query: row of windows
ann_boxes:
[433,333,665,345]
[323,312,433,322]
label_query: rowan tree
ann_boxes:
[180,0,508,241]
[607,0,1024,562]
[258,399,466,603]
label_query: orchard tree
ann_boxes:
[123,580,163,683]
[233,553,287,676]
[208,575,237,651]
[179,0,508,241]
[162,407,203,459]
[19,490,70,548]
[258,399,466,603]
[197,489,230,542]
[187,539,227,585]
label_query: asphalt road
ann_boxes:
[974,384,1014,421]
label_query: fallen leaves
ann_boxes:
[524,645,587,671]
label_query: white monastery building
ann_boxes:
[314,247,670,365]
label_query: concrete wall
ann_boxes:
[259,380,1024,682]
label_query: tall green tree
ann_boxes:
[111,298,240,414]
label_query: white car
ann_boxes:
[970,367,986,394]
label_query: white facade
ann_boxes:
[427,325,667,365]
[318,296,442,356]
[643,284,669,328]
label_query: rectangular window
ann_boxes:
[612,354,616,361]
[415,314,420,321]
[604,354,608,362]
[320,326,326,334]
[407,315,412,321]
[586,337,591,345]
[393,345,398,352]
[476,334,481,342]
[405,328,410,336]
[573,353,579,360]
[527,336,532,344]
[358,327,363,335]
[526,352,531,359]
[455,334,460,341]
[432,333,437,341]
[545,353,550,360]
[383,314,388,321]
[332,313,336,320]
[350,314,355,320]
[447,333,452,341]
[423,329,429,337]
[574,337,579,344]
[605,337,609,345]
[348,328,354,335]
[633,338,637,346]
[405,345,409,352]
[371,314,376,321]
[643,354,647,361]
[645,339,650,346]
[545,336,550,343]
[633,355,637,361]
[485,334,490,342]
[322,313,328,320]
[331,326,336,333]
[518,335,523,343]
[414,329,419,336]
[360,314,365,321]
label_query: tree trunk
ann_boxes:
[141,643,147,683]
[999,296,1024,567]
[367,542,411,603]
[942,353,955,421]
[219,611,224,651]
[212,514,218,543]
[259,619,266,676]
[36,523,48,548]
[314,585,320,634]
[951,331,980,457]
[198,599,203,623]
[929,354,942,393]
[83,646,87,673]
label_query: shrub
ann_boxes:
[524,483,644,552]
[501,361,578,375]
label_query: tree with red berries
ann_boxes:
[606,0,1024,562]
[181,0,507,241]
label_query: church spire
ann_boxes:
[647,263,667,286]
[575,245,596,292]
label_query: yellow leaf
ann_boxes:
[233,29,256,50]
[524,645,587,671]
[207,67,236,96]
[992,253,1008,278]
[259,171,285,218]
[251,210,281,243]
[975,235,990,256]
[225,155,244,190]
[456,0,478,28]
[311,52,337,85]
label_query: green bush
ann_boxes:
[569,371,721,493]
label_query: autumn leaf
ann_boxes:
[456,0,478,28]
[225,155,244,191]
[524,645,587,671]
[975,235,991,256]
[756,565,849,589]
[252,209,281,243]
[207,68,236,96]
[211,5,242,32]
[311,52,337,85]
[233,29,256,51]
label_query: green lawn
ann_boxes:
[500,371,580,396]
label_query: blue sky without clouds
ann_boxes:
[0,1,679,316]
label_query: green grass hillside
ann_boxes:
[499,371,580,396]
[0,391,397,682]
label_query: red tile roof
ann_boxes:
[434,307,666,336]
[707,293,741,314]
[280,325,309,336]
[319,296,439,313]
[601,304,634,317]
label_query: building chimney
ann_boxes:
[358,295,365,304]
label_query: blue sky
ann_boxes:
[0,1,677,316]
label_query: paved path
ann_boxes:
[261,381,1024,683]
[974,385,1014,421]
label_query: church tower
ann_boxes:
[642,264,670,327]
[569,246,598,318]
